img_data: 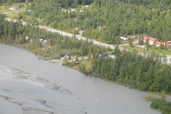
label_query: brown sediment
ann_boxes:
[0,95,22,106]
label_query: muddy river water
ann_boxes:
[0,44,161,114]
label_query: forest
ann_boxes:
[90,45,171,93]
[15,0,171,44]
[0,13,106,59]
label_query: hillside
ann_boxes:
[16,0,171,44]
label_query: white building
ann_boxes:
[120,37,128,40]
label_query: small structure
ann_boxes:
[155,41,164,47]
[75,61,79,65]
[30,39,33,43]
[98,26,106,31]
[120,37,128,40]
[25,37,28,40]
[125,39,129,41]
[132,36,137,39]
[39,39,43,42]
[64,55,71,60]
[68,8,75,12]
[27,10,31,12]
[141,36,158,45]
[108,55,115,59]
[98,54,108,58]
[80,10,83,13]
[85,5,89,8]
[43,40,47,44]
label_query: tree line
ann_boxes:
[91,46,171,94]
[0,13,107,59]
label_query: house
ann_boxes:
[155,41,164,47]
[98,26,102,31]
[98,26,106,31]
[167,44,171,47]
[68,8,75,12]
[80,10,83,13]
[75,61,79,65]
[39,39,43,42]
[166,41,171,48]
[125,39,129,41]
[132,36,137,39]
[167,41,171,43]
[141,36,158,45]
[85,5,89,8]
[64,55,71,60]
[120,37,128,40]
[9,7,18,10]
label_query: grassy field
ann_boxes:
[123,45,171,55]
[148,46,171,55]
[0,3,26,18]
[122,45,156,55]
[72,59,92,71]
[0,5,10,12]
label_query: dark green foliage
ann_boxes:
[91,47,171,93]
[147,92,171,114]
[20,0,171,44]
[0,14,106,57]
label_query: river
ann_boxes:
[0,44,161,114]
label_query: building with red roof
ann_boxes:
[141,36,158,45]
[9,7,18,10]
[155,41,164,47]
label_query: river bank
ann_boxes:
[0,43,164,114]
[1,41,171,99]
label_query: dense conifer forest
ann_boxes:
[91,46,171,93]
[16,0,171,44]
[0,14,106,58]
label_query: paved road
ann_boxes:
[4,18,171,64]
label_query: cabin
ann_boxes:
[39,39,43,42]
[68,8,75,12]
[120,37,128,40]
[85,5,89,8]
[98,26,106,31]
[141,36,158,45]
[9,7,18,10]
[64,55,71,60]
